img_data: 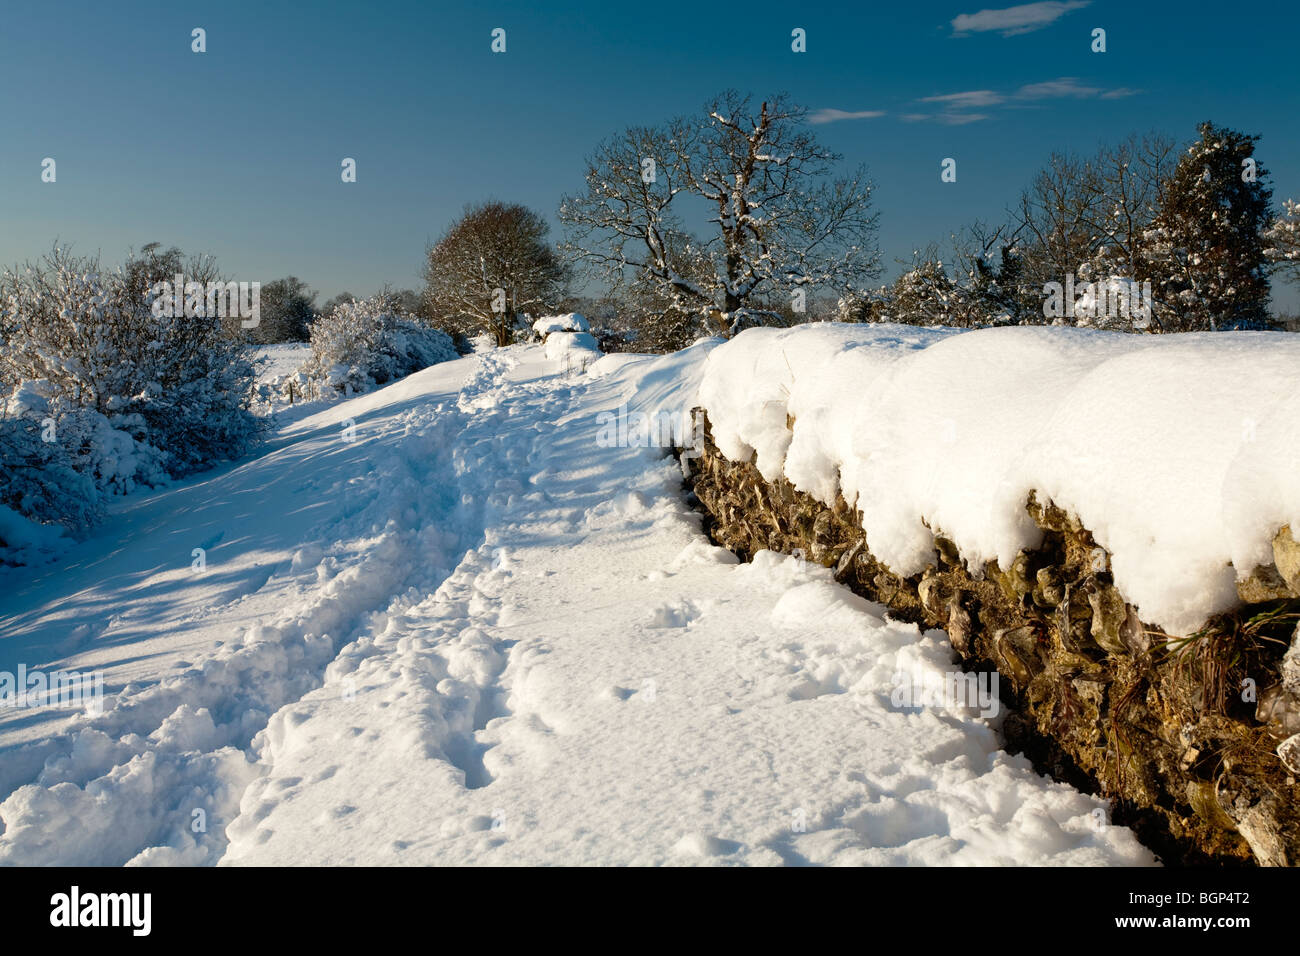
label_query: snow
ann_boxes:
[0,505,68,566]
[0,338,1154,865]
[542,330,601,365]
[697,323,1300,636]
[0,356,484,863]
[532,312,590,335]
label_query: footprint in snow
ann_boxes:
[648,600,700,628]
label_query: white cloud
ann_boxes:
[902,112,991,125]
[919,90,1005,108]
[807,108,887,125]
[1014,77,1101,99]
[903,75,1138,125]
[951,1,1090,37]
[935,112,991,125]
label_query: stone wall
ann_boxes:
[686,410,1300,866]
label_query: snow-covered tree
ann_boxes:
[1142,123,1273,331]
[1006,134,1175,327]
[867,250,972,327]
[560,91,880,336]
[252,276,317,343]
[949,222,1034,325]
[0,404,101,534]
[1265,198,1300,286]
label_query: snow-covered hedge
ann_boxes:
[0,251,262,474]
[0,411,93,562]
[0,250,264,553]
[0,380,180,561]
[302,295,457,397]
[696,322,1300,636]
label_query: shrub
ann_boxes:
[302,294,457,397]
[0,248,265,555]
[0,247,264,478]
[0,412,100,534]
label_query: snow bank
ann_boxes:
[0,505,68,566]
[532,313,590,336]
[696,323,1300,636]
[543,330,602,365]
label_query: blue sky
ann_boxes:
[3,0,1298,310]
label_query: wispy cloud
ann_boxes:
[951,1,1090,37]
[918,90,1005,109]
[807,108,887,125]
[1014,77,1101,99]
[907,76,1138,123]
[902,112,991,125]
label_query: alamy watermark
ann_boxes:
[1042,274,1152,328]
[889,663,999,718]
[148,274,261,328]
[0,664,104,715]
[596,404,703,458]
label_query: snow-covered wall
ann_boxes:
[696,323,1300,637]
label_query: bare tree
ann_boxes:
[1005,132,1177,327]
[1010,150,1099,297]
[1080,133,1176,276]
[558,119,707,314]
[424,201,568,346]
[560,91,880,337]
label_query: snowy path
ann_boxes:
[0,345,1153,865]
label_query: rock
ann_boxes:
[934,534,960,569]
[1258,684,1300,740]
[833,538,864,581]
[1274,526,1300,593]
[994,625,1039,685]
[1006,551,1033,602]
[1088,584,1130,655]
[1033,566,1064,608]
[1237,563,1295,603]
[812,509,834,545]
[1282,623,1300,697]
[918,569,943,616]
[1186,779,1238,832]
[1278,734,1300,775]
[947,593,972,655]
[1120,604,1150,656]
[1217,772,1291,867]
